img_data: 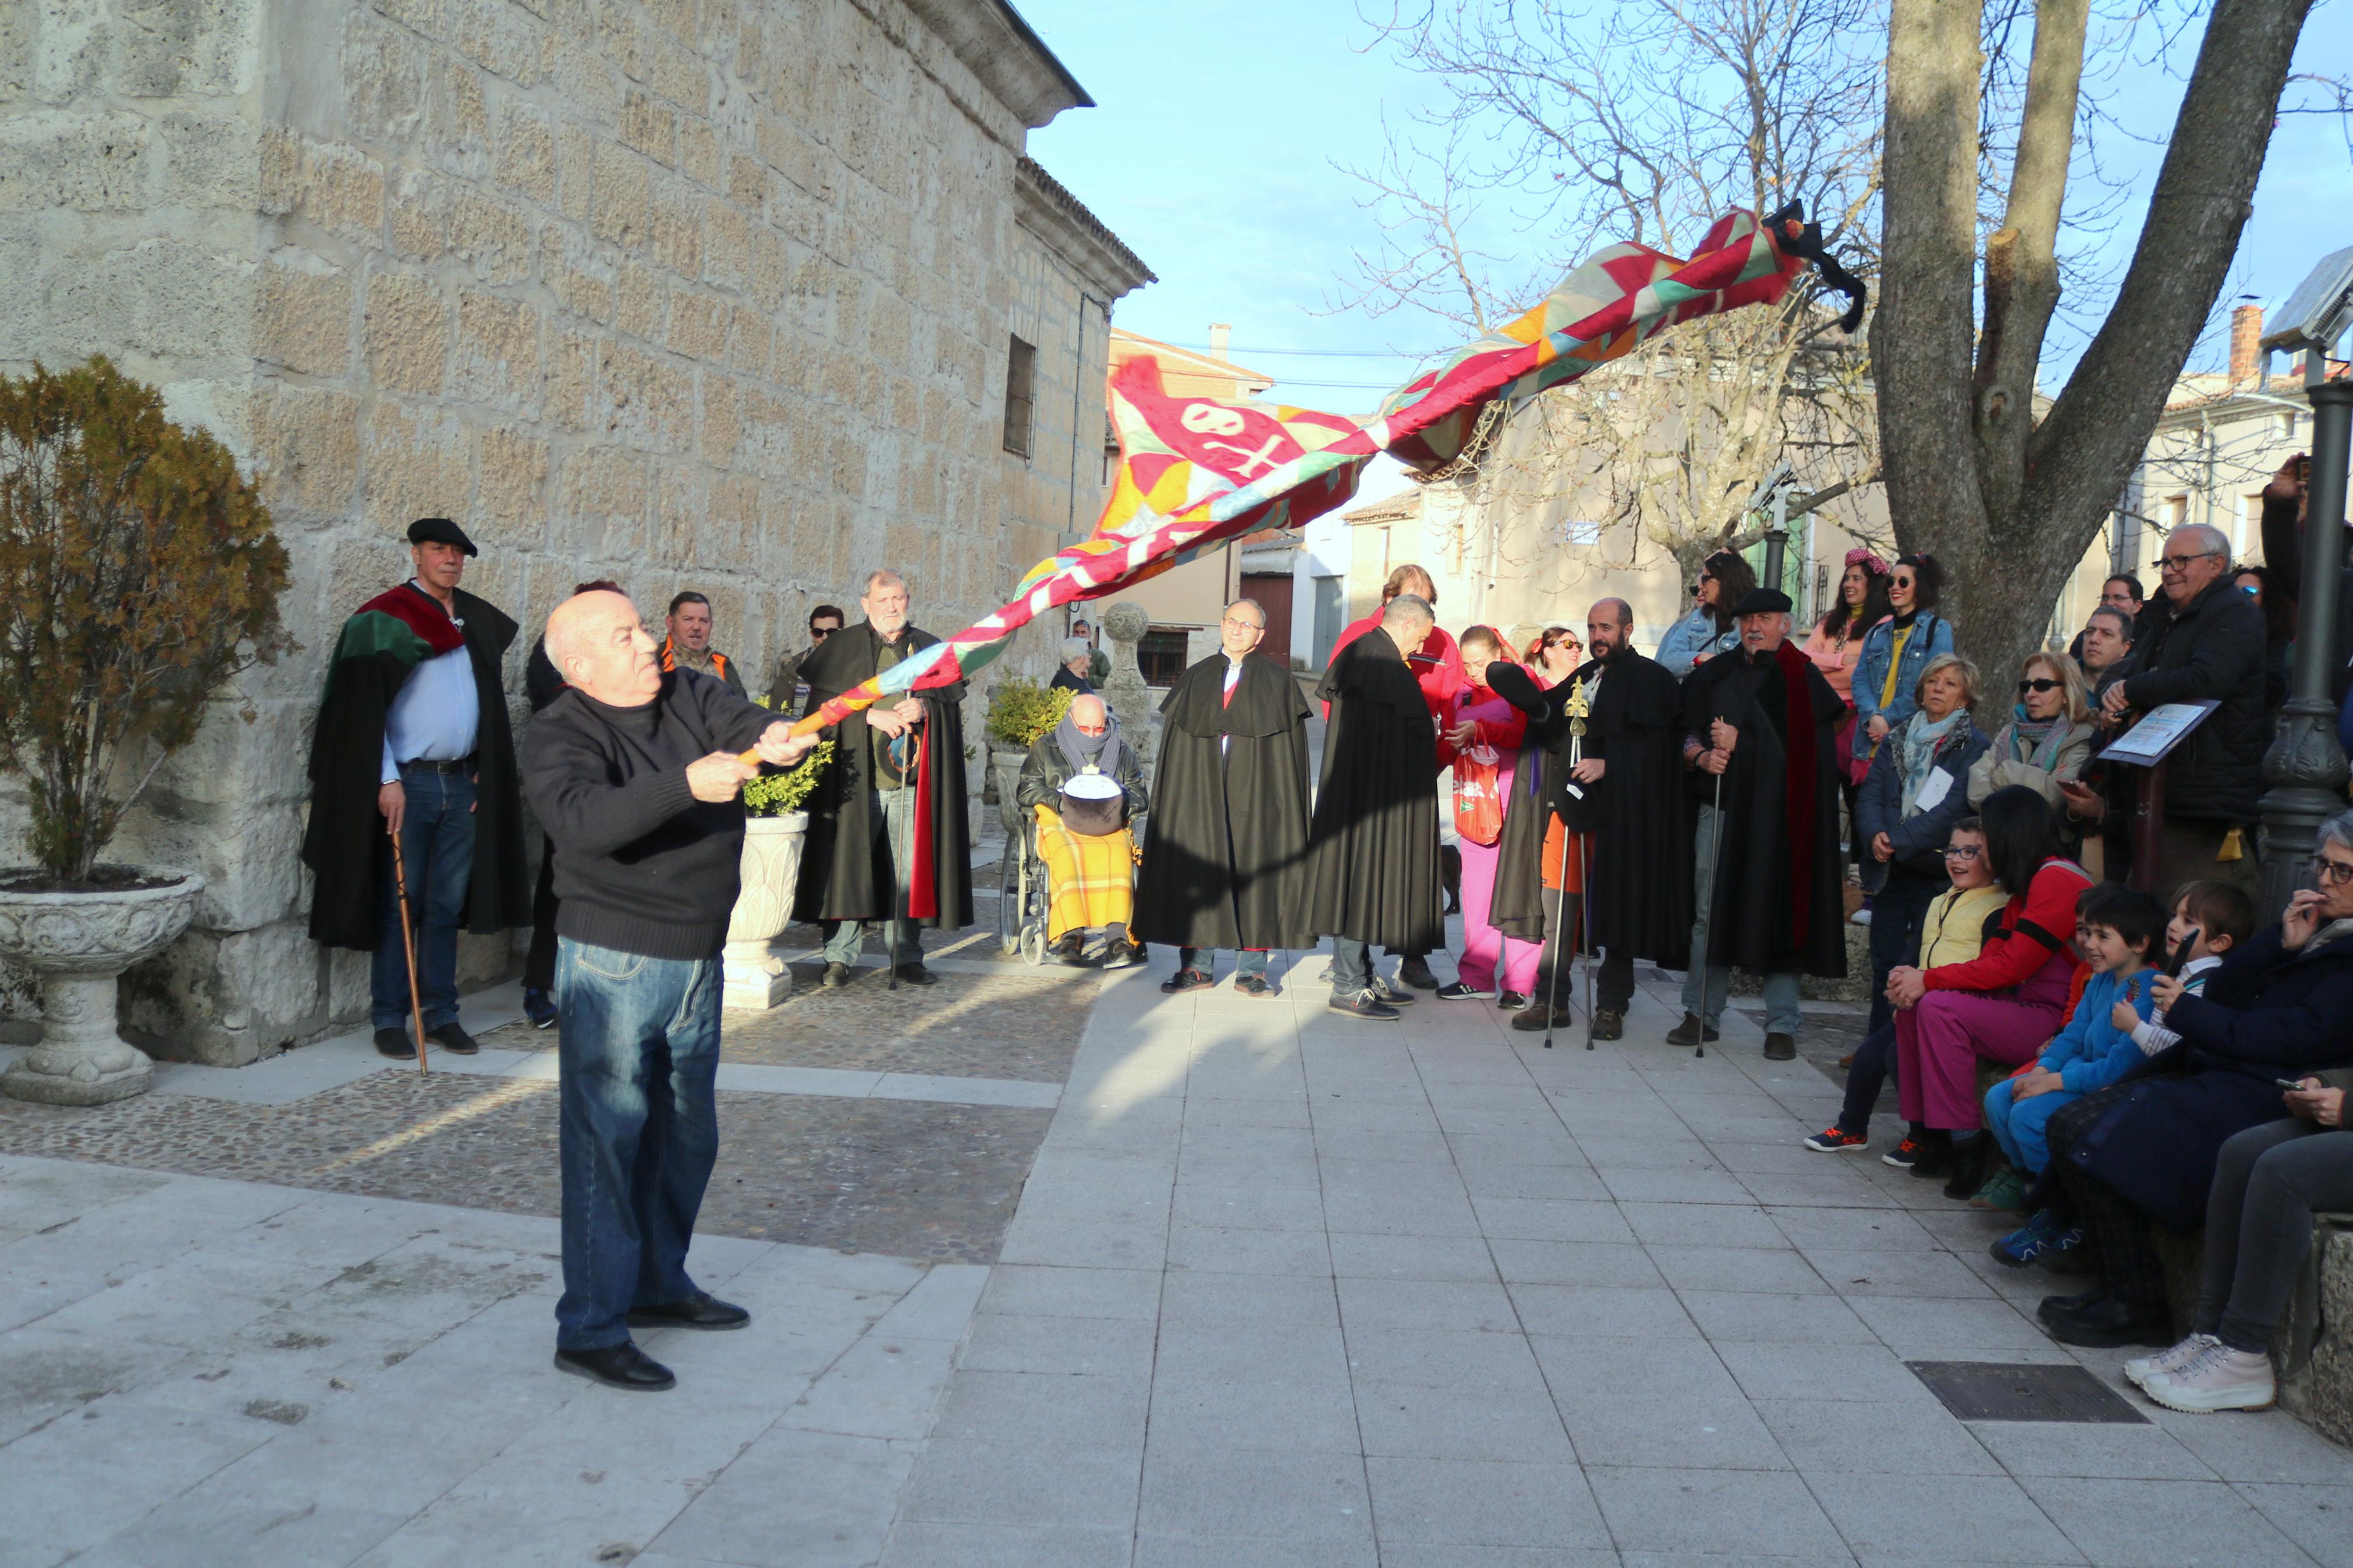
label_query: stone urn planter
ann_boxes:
[1,866,206,1105]
[722,812,807,1010]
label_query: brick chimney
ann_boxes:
[2230,304,2263,387]
[1208,323,1231,361]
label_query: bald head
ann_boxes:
[548,590,660,706]
[1069,693,1108,734]
[1587,597,1633,662]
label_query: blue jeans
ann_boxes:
[553,938,723,1352]
[1985,1076,2072,1176]
[372,766,475,1030]
[1680,799,1803,1037]
[821,788,920,966]
[1329,937,1372,996]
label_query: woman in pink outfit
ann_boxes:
[1439,626,1537,1005]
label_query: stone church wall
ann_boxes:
[0,0,1142,1062]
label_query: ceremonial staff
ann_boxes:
[1543,676,1592,1051]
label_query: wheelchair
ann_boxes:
[996,797,1051,966]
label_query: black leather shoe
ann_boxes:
[822,962,853,989]
[1160,968,1213,994]
[1762,1032,1797,1061]
[2038,1286,2108,1322]
[1589,1009,1625,1041]
[627,1290,751,1331]
[1435,981,1485,1000]
[2042,1293,2173,1348]
[1234,975,1275,998]
[428,1022,480,1056]
[1397,957,1440,990]
[894,963,938,986]
[1328,988,1401,1021]
[1664,1013,1720,1047]
[553,1341,676,1391]
[1908,1131,1954,1179]
[1373,974,1418,1006]
[1100,941,1141,970]
[373,1027,416,1059]
[1512,1005,1574,1033]
[1940,1137,1994,1201]
[1049,933,1088,967]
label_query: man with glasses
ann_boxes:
[1134,599,1314,995]
[2099,523,2267,894]
[768,603,845,709]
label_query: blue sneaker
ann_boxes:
[1990,1209,2081,1270]
[523,987,558,1030]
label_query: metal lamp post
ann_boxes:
[2255,248,2353,920]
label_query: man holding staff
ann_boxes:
[523,588,817,1392]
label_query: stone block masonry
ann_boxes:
[0,0,1152,1065]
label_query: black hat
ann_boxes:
[406,517,477,557]
[1730,586,1793,617]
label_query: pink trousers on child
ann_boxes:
[1894,956,2075,1130]
[1458,834,1542,995]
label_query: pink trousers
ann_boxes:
[1894,959,2074,1130]
[1458,834,1542,995]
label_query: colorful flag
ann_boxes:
[782,204,1857,737]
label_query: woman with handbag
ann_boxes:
[1438,626,1536,1005]
[1016,693,1149,967]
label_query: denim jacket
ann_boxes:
[1851,611,1955,760]
[1656,606,1740,680]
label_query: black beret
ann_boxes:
[1731,587,1793,617]
[406,517,477,556]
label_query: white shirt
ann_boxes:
[1220,658,1244,756]
[379,588,480,783]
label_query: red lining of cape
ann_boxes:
[357,584,466,658]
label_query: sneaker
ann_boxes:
[1850,907,1872,926]
[1497,991,1531,1011]
[1397,957,1440,990]
[1099,941,1141,970]
[1048,932,1088,967]
[2143,1343,2276,1413]
[2127,1332,2221,1389]
[1159,968,1214,994]
[523,988,558,1030]
[1804,1125,1869,1153]
[1435,981,1485,1000]
[1970,1167,2029,1213]
[1664,1012,1719,1047]
[1881,1136,1925,1170]
[1328,987,1401,1021]
[1991,1210,2083,1270]
[1234,974,1275,998]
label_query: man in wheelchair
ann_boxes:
[1016,693,1149,966]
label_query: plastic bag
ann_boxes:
[1453,742,1505,846]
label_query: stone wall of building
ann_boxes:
[0,0,1148,1062]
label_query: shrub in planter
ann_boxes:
[984,678,1072,751]
[0,357,291,1101]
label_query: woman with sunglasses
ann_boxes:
[1968,653,2095,831]
[1850,553,1955,775]
[1522,625,1582,687]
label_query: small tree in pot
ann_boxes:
[0,357,290,1103]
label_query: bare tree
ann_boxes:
[1347,0,1885,583]
[1874,0,2318,687]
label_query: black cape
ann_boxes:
[1133,652,1314,950]
[1303,628,1445,951]
[1492,652,1692,962]
[302,584,530,950]
[792,621,974,929]
[1684,642,1847,977]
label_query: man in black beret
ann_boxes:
[1671,585,1847,1060]
[301,517,530,1058]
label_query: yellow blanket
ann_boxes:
[1034,805,1135,940]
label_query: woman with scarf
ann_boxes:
[1854,654,1992,1036]
[1969,652,2096,833]
[1016,692,1149,968]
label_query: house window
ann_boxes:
[1002,335,1037,457]
[2279,411,2298,439]
[1136,629,1190,687]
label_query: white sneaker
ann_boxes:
[2125,1332,2219,1389]
[1850,908,1872,926]
[2143,1344,2275,1413]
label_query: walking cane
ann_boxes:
[388,824,431,1076]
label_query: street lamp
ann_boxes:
[2255,247,2353,920]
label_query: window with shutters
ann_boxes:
[1002,335,1036,457]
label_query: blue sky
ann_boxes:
[1017,1,2353,415]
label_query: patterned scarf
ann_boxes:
[2005,709,2067,770]
[1898,708,1967,816]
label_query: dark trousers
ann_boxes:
[1179,947,1268,978]
[1866,868,1942,1037]
[2044,1086,2166,1311]
[371,766,474,1030]
[1837,1022,1898,1137]
[524,834,558,993]
[553,938,723,1352]
[1525,889,1632,1013]
[2199,1119,2353,1353]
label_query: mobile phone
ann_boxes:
[2278,1078,2311,1091]
[2164,927,2201,979]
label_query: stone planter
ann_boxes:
[723,813,807,1010]
[991,748,1028,838]
[1,866,206,1105]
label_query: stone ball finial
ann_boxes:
[1101,601,1149,642]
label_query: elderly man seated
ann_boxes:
[1016,693,1148,967]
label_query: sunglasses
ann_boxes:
[811,626,835,639]
[2017,678,2061,695]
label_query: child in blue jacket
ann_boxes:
[1985,885,2169,1184]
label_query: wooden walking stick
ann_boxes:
[388,824,432,1075]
